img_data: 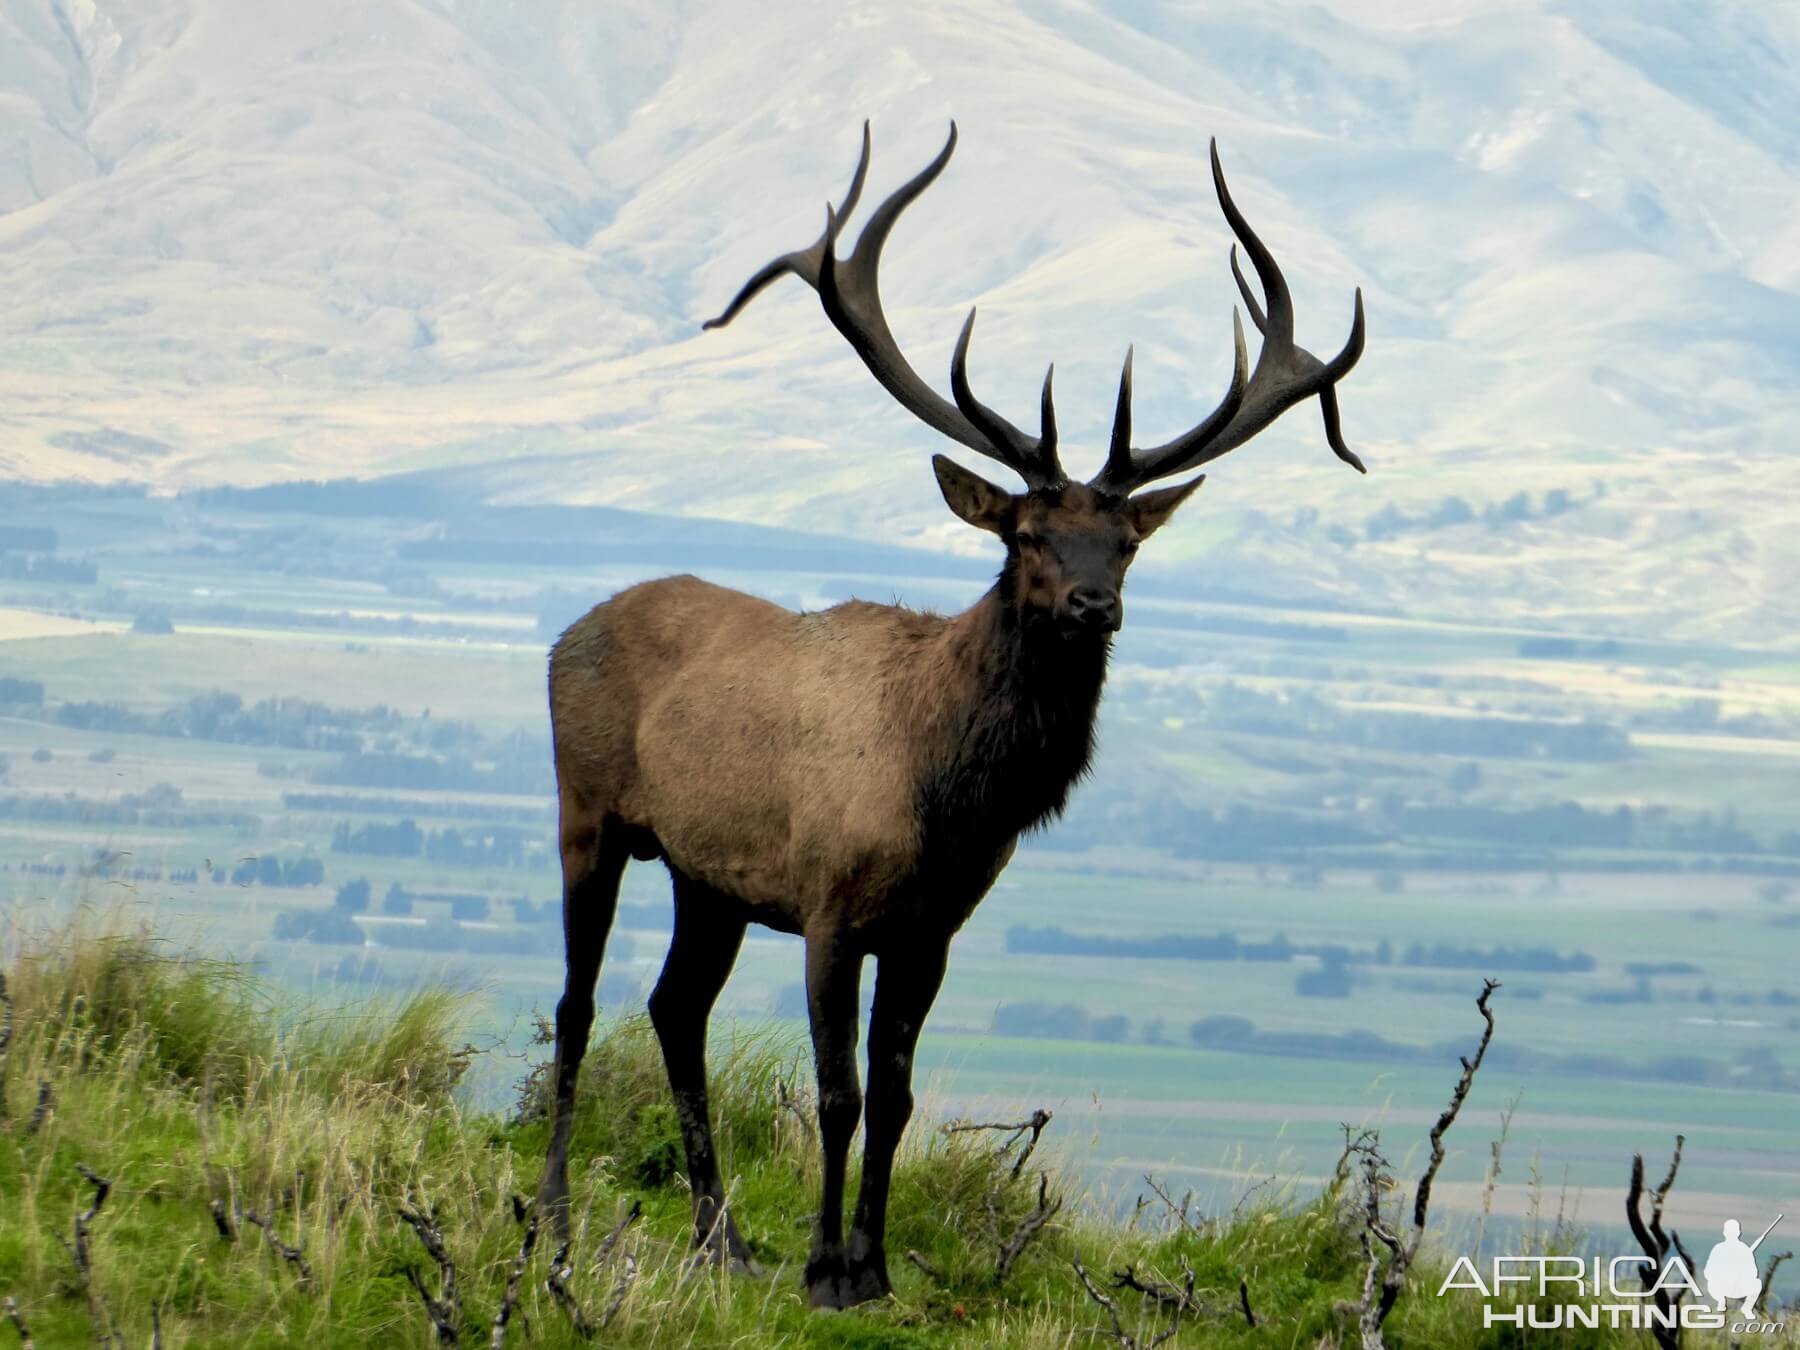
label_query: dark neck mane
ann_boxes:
[916,572,1110,850]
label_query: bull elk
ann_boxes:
[539,122,1366,1308]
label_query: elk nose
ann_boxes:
[1068,586,1121,631]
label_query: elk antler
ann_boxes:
[703,122,1069,491]
[706,126,1366,496]
[1089,140,1366,496]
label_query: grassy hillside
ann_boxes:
[0,915,1782,1347]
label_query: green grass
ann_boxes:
[5,914,1784,1348]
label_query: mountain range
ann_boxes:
[1,0,1797,639]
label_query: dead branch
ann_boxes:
[1075,1259,1185,1349]
[1763,1250,1792,1306]
[996,1172,1062,1281]
[0,971,12,1124]
[3,1295,34,1349]
[1141,1175,1205,1237]
[600,1252,638,1329]
[491,1204,540,1349]
[1230,1176,1275,1223]
[208,1198,236,1242]
[57,1164,110,1292]
[944,1108,1053,1178]
[243,1209,314,1290]
[27,1081,51,1135]
[775,1075,816,1149]
[905,1249,946,1284]
[1349,979,1499,1350]
[399,1203,460,1345]
[1625,1138,1686,1350]
[591,1200,641,1272]
[1474,1090,1520,1262]
[1074,1260,1132,1347]
[1408,981,1499,1242]
[51,1164,110,1337]
[544,1242,594,1339]
[1239,1276,1257,1328]
[151,1302,162,1350]
[1111,1260,1199,1316]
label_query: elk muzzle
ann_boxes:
[1065,585,1122,633]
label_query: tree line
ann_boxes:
[1006,924,1595,974]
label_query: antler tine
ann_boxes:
[951,309,1065,488]
[1101,346,1134,487]
[1089,312,1247,496]
[1089,139,1366,494]
[705,121,1066,491]
[703,122,872,331]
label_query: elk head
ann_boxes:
[704,123,1367,638]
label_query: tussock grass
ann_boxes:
[0,912,1773,1347]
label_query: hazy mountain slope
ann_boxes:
[0,0,1796,639]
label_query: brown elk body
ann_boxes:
[539,123,1367,1309]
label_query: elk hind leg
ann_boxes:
[539,816,627,1243]
[647,871,757,1272]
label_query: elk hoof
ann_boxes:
[804,1250,890,1309]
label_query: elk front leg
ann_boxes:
[802,927,867,1309]
[845,936,949,1298]
[647,873,756,1272]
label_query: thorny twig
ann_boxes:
[399,1203,461,1345]
[209,1198,236,1242]
[944,1108,1053,1179]
[1238,1276,1257,1328]
[27,1081,51,1135]
[243,1209,315,1290]
[3,1295,34,1349]
[996,1172,1062,1280]
[491,1204,540,1349]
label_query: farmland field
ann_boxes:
[2,478,1796,1295]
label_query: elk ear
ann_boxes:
[1126,473,1205,540]
[933,454,1014,535]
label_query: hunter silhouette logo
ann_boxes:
[1440,1210,1789,1333]
[1706,1215,1781,1316]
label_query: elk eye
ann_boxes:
[1121,539,1140,557]
[1016,534,1042,552]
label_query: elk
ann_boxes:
[539,122,1366,1309]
